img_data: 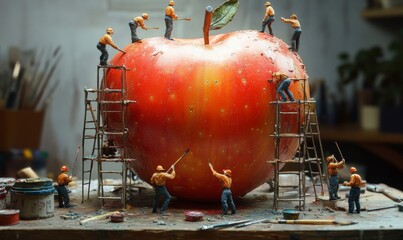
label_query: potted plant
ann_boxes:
[336,46,383,130]
[378,31,403,133]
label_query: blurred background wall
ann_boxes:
[1,0,402,189]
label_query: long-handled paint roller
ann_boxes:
[166,148,190,173]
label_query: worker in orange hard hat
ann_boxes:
[344,167,362,214]
[150,164,175,214]
[208,161,236,215]
[281,13,302,52]
[129,13,150,43]
[327,154,345,200]
[96,27,126,66]
[260,1,275,35]
[164,0,178,40]
[56,165,74,208]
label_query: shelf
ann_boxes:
[362,7,403,19]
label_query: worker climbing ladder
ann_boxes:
[81,65,136,208]
[269,77,327,210]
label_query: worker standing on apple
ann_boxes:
[96,27,126,66]
[208,161,236,215]
[281,14,302,52]
[260,1,275,36]
[129,13,149,43]
[270,71,295,102]
[150,165,176,214]
[165,0,178,40]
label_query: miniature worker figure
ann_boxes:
[96,27,126,66]
[165,0,178,40]
[56,165,73,208]
[260,2,275,35]
[270,71,296,102]
[129,13,149,43]
[150,165,175,214]
[208,162,236,215]
[327,155,345,200]
[343,167,362,213]
[281,14,302,52]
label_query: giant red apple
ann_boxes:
[105,30,309,201]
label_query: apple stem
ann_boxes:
[203,6,214,45]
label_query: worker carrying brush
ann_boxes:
[208,161,236,215]
[343,167,362,214]
[56,165,74,208]
[150,165,175,215]
[327,154,345,200]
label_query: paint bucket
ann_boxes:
[282,209,300,220]
[0,185,6,210]
[184,211,204,222]
[0,210,20,226]
[0,178,15,208]
[11,178,55,220]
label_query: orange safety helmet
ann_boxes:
[142,13,149,20]
[169,0,175,6]
[61,166,69,172]
[350,167,357,173]
[223,169,232,177]
[156,165,165,171]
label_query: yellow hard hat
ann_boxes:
[169,0,175,6]
[350,167,357,173]
[156,165,165,171]
[142,13,149,20]
[290,14,297,19]
[265,2,271,6]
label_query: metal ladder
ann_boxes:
[301,101,328,200]
[81,65,135,208]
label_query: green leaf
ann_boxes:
[210,0,239,30]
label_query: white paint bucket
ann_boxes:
[10,178,55,220]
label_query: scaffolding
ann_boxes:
[269,77,328,210]
[81,65,135,208]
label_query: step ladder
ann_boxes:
[81,88,99,203]
[301,101,328,200]
[81,65,136,208]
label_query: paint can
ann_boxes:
[0,178,15,209]
[10,178,55,220]
[0,185,6,210]
[0,210,20,226]
[184,211,204,222]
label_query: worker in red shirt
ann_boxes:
[209,162,236,215]
[129,13,149,43]
[327,155,345,200]
[281,14,302,52]
[96,27,126,66]
[164,0,178,40]
[344,167,362,213]
[259,2,275,35]
[150,165,175,214]
[56,166,73,208]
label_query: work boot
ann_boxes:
[65,204,75,208]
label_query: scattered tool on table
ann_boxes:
[366,184,402,203]
[199,219,253,230]
[60,212,80,220]
[79,211,120,225]
[235,219,270,228]
[267,219,357,226]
